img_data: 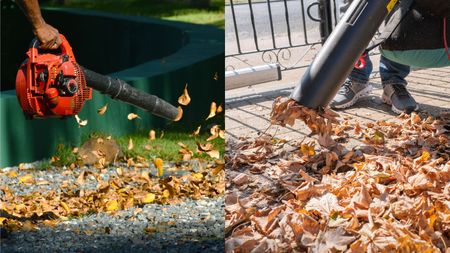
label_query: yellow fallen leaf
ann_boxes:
[19,174,34,184]
[116,167,123,176]
[301,143,315,156]
[162,189,170,198]
[128,113,140,120]
[149,130,156,140]
[128,138,134,150]
[192,173,204,180]
[178,84,191,106]
[106,199,120,211]
[74,115,88,128]
[160,130,165,139]
[154,158,164,177]
[219,130,225,139]
[206,102,217,120]
[142,193,156,204]
[61,201,71,214]
[174,106,183,122]
[7,170,17,178]
[97,103,108,115]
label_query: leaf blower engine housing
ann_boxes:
[16,35,92,119]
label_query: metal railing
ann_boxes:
[225,0,336,71]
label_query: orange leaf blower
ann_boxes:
[16,34,179,120]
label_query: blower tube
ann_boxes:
[81,67,179,121]
[290,0,398,109]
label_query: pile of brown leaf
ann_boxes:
[0,160,224,232]
[270,98,339,148]
[226,101,449,252]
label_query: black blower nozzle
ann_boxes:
[82,67,179,121]
[290,0,398,109]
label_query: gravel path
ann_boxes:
[0,163,224,253]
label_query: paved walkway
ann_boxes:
[225,64,450,143]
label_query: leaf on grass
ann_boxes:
[178,84,191,106]
[160,130,165,139]
[206,150,220,159]
[206,102,217,120]
[128,113,140,120]
[75,115,88,128]
[97,104,108,115]
[149,130,156,140]
[191,126,201,136]
[154,158,164,177]
[128,138,134,150]
[207,125,221,141]
[173,107,183,122]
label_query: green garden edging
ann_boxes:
[0,7,224,167]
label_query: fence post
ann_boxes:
[318,0,333,43]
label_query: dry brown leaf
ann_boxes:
[77,171,86,185]
[97,104,108,115]
[178,84,191,106]
[217,104,223,114]
[149,130,156,140]
[206,150,220,159]
[128,113,140,120]
[128,138,134,150]
[191,126,201,136]
[305,192,343,217]
[174,107,183,122]
[206,102,217,120]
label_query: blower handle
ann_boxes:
[29,34,75,62]
[81,67,180,121]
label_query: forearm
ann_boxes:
[15,0,46,30]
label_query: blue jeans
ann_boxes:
[337,0,411,87]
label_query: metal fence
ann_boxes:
[225,0,337,71]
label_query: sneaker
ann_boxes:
[382,83,419,114]
[330,79,373,109]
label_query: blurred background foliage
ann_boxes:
[41,0,225,28]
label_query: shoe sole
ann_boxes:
[332,85,373,109]
[381,94,419,114]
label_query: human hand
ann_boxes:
[33,23,62,50]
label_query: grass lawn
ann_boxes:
[43,0,224,28]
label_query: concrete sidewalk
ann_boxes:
[225,65,450,143]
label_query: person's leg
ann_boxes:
[330,0,374,109]
[379,55,419,114]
